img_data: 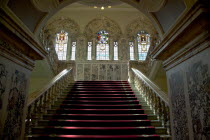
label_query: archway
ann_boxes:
[33,0,165,38]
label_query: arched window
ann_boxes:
[71,41,76,60]
[96,30,109,60]
[113,41,118,60]
[129,42,134,60]
[137,31,150,61]
[55,30,68,60]
[87,42,92,60]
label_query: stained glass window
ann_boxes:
[137,31,150,61]
[129,42,134,60]
[55,30,68,60]
[114,41,118,60]
[71,42,76,60]
[87,42,92,60]
[96,30,109,60]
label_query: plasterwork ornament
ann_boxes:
[42,17,80,42]
[84,16,122,41]
[126,17,156,40]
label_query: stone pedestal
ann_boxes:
[151,1,210,139]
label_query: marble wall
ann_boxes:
[0,56,30,140]
[167,48,210,140]
[76,62,128,81]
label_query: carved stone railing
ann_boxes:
[25,67,74,135]
[129,68,171,134]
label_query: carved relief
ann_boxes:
[186,61,210,139]
[3,70,27,139]
[84,16,122,41]
[169,71,189,139]
[0,64,7,110]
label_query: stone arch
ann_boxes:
[34,0,164,37]
[126,17,157,40]
[84,16,122,41]
[42,17,80,41]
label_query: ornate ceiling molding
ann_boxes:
[126,17,156,40]
[31,0,59,12]
[84,16,122,40]
[78,0,122,7]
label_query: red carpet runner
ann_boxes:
[30,81,160,139]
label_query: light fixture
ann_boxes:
[79,0,121,10]
[93,6,112,10]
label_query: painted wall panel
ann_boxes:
[0,56,30,140]
[167,48,210,140]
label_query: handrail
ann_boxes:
[27,68,72,107]
[25,67,74,135]
[131,68,169,106]
[130,67,171,134]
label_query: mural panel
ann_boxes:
[107,64,114,80]
[122,64,128,80]
[92,64,98,81]
[3,70,27,140]
[99,64,106,80]
[0,64,8,110]
[76,62,128,81]
[169,71,189,140]
[186,61,210,140]
[84,64,91,81]
[77,64,84,81]
[114,64,121,80]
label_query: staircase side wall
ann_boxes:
[167,48,210,140]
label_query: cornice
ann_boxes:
[0,6,47,60]
[163,31,210,71]
[150,1,210,61]
[0,40,35,71]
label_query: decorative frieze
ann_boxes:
[76,61,128,81]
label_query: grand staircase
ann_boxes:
[28,81,167,139]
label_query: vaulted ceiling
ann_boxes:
[2,0,192,40]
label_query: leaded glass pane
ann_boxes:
[137,31,150,61]
[96,30,109,60]
[55,30,68,60]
